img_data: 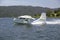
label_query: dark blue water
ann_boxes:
[0,18,60,40]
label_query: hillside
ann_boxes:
[0,6,53,17]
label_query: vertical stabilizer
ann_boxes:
[39,12,46,21]
[31,12,46,25]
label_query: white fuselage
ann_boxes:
[13,15,35,24]
[13,18,35,24]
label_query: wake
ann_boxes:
[46,19,60,24]
[31,19,60,25]
[31,12,60,25]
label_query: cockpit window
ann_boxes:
[19,18,25,19]
[25,19,28,21]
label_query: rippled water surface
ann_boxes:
[0,18,60,40]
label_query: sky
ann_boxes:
[0,0,60,8]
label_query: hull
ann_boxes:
[14,22,31,26]
[14,21,29,24]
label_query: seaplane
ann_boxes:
[13,12,47,25]
[13,13,60,25]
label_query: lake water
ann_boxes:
[0,18,60,40]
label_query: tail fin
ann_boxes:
[39,12,46,21]
[31,12,46,25]
[32,12,46,22]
